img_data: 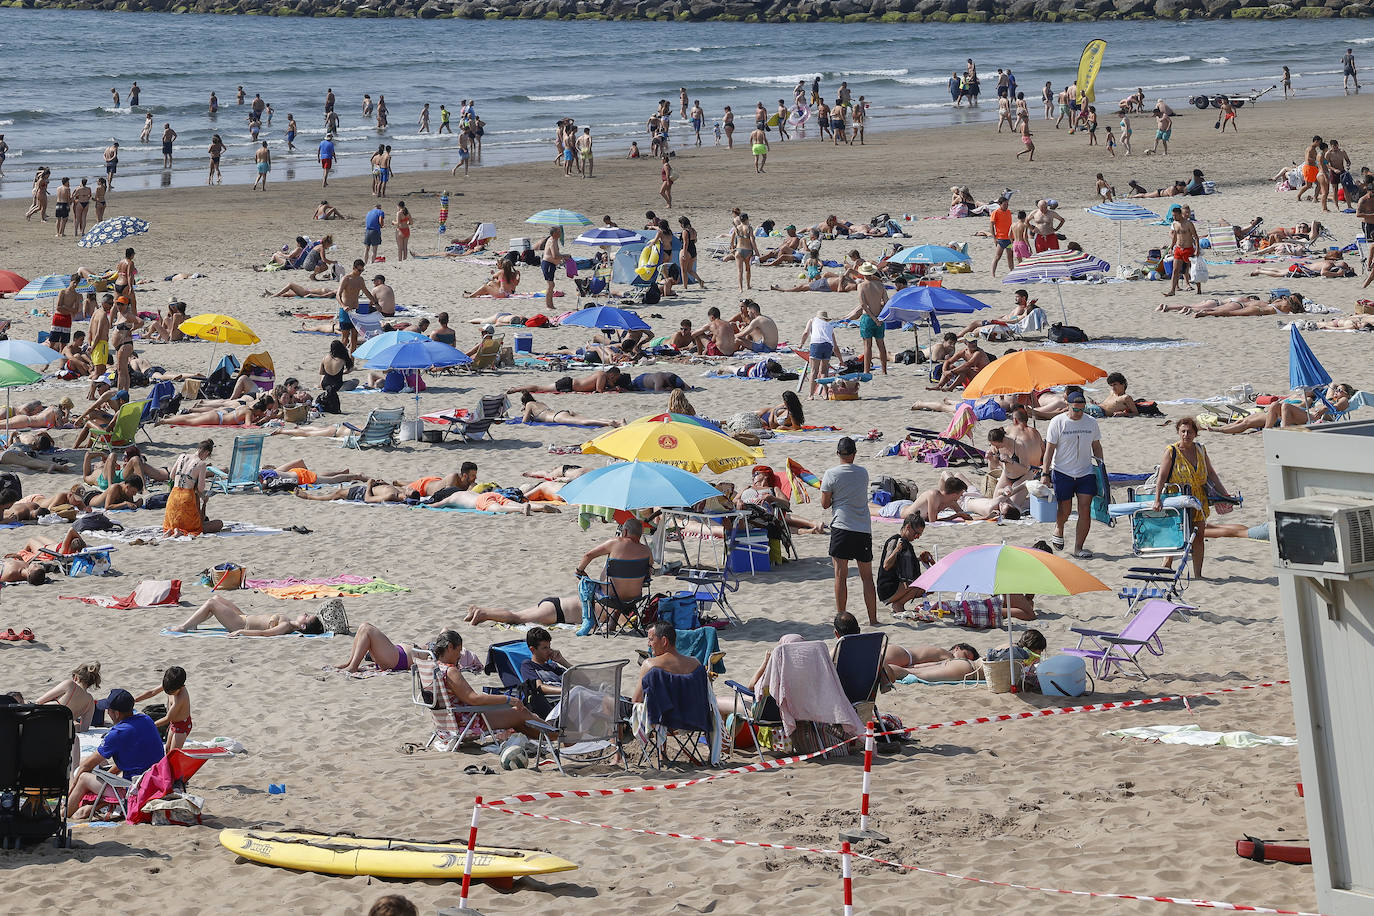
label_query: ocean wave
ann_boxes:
[1202,56,1229,64]
[527,94,593,102]
[845,68,909,77]
[100,106,132,114]
[0,119,11,126]
[896,76,951,86]
[733,72,823,86]
[1349,37,1374,43]
[665,46,703,52]
[894,103,949,110]
[1152,55,1191,64]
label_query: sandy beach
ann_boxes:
[4,90,1372,915]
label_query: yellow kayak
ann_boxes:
[219,828,577,881]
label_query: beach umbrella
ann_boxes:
[353,329,427,362]
[887,245,971,266]
[1002,249,1111,323]
[556,460,721,511]
[879,285,991,350]
[1086,201,1158,276]
[1288,323,1332,391]
[0,270,28,295]
[913,543,1110,680]
[582,418,762,473]
[77,215,150,249]
[630,412,726,433]
[14,274,94,301]
[560,305,651,332]
[0,340,62,366]
[0,357,45,420]
[180,313,261,346]
[962,349,1106,398]
[573,226,643,248]
[527,208,592,243]
[361,337,472,422]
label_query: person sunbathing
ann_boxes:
[1098,372,1138,417]
[330,621,415,673]
[465,593,585,626]
[1,439,71,473]
[83,445,167,488]
[1310,314,1374,330]
[519,392,620,428]
[430,629,547,738]
[81,476,143,510]
[170,594,323,636]
[261,459,368,487]
[1,557,48,585]
[2,400,73,430]
[268,236,310,267]
[156,395,276,427]
[425,489,559,514]
[770,271,856,293]
[757,226,803,265]
[464,258,522,298]
[755,390,805,431]
[3,489,86,522]
[313,201,348,220]
[883,643,981,682]
[1129,179,1187,198]
[268,420,360,438]
[62,339,94,377]
[737,465,824,533]
[1250,251,1355,279]
[931,337,991,391]
[467,312,528,326]
[1156,294,1305,317]
[1215,383,1353,433]
[508,367,627,395]
[812,214,870,238]
[1262,221,1320,246]
[264,282,335,298]
[522,464,593,484]
[19,527,86,558]
[294,479,408,503]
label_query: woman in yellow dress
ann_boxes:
[1152,417,1232,579]
[163,439,223,536]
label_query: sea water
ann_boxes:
[0,9,1368,197]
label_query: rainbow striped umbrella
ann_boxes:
[1002,249,1111,323]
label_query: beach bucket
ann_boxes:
[1029,492,1057,523]
[513,333,533,354]
[983,658,1021,694]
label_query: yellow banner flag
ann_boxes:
[1076,39,1108,104]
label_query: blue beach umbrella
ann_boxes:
[1087,201,1158,275]
[573,226,643,248]
[880,285,991,348]
[1288,323,1332,391]
[0,339,62,366]
[361,337,472,422]
[560,305,651,332]
[556,460,722,510]
[888,244,971,265]
[77,215,150,249]
[352,330,427,362]
[14,274,94,301]
[527,209,592,243]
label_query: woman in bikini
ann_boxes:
[265,281,335,298]
[35,662,101,767]
[1215,383,1354,433]
[736,465,825,534]
[755,390,805,431]
[157,394,276,427]
[731,214,756,292]
[883,643,981,682]
[678,215,705,288]
[170,594,323,636]
[518,392,620,428]
[331,621,415,674]
[1156,293,1304,317]
[1250,251,1354,279]
[464,257,522,298]
[71,178,93,236]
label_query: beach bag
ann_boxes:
[1191,258,1209,284]
[74,511,121,533]
[0,472,20,499]
[655,594,699,631]
[318,598,350,636]
[1048,323,1088,343]
[140,793,205,827]
[69,550,113,578]
[207,563,245,591]
[639,283,661,306]
[1135,399,1165,418]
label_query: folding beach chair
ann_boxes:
[208,434,265,495]
[465,337,504,372]
[88,399,148,452]
[480,639,548,714]
[1063,599,1189,680]
[343,407,404,449]
[636,665,720,768]
[832,631,889,730]
[547,659,629,774]
[726,638,863,762]
[1112,488,1197,614]
[639,627,726,681]
[444,394,509,443]
[0,704,75,849]
[409,648,505,751]
[585,556,653,638]
[141,381,180,424]
[1203,226,1240,261]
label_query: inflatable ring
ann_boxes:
[635,243,661,280]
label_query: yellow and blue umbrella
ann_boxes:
[583,417,761,473]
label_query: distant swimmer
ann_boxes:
[209,91,218,114]
[110,87,120,107]
[286,113,297,151]
[129,82,140,106]
[236,85,245,105]
[140,111,153,143]
[160,123,177,168]
[1343,47,1361,91]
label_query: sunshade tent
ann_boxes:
[962,350,1106,398]
[1002,249,1112,323]
[560,305,651,332]
[556,461,721,510]
[582,418,762,472]
[77,215,150,248]
[1086,201,1157,276]
[15,275,94,301]
[913,543,1110,675]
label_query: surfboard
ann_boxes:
[219,829,577,881]
[766,113,781,128]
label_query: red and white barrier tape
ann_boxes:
[476,801,1325,915]
[850,850,1326,916]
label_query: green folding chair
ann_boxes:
[88,400,148,452]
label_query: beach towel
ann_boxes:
[675,627,725,675]
[762,640,865,737]
[244,574,375,589]
[86,522,282,544]
[897,673,986,687]
[1105,724,1297,748]
[62,579,182,609]
[159,626,334,639]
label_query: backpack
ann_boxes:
[1135,399,1165,418]
[639,283,662,305]
[0,471,21,500]
[1048,323,1089,343]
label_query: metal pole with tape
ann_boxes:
[840,721,889,844]
[841,839,854,916]
[458,796,485,914]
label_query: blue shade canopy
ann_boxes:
[352,330,428,361]
[361,338,471,369]
[887,245,971,265]
[1288,323,1332,390]
[879,285,992,323]
[1086,201,1158,221]
[560,305,651,331]
[574,226,644,247]
[0,340,62,365]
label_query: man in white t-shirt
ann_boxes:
[1038,388,1102,558]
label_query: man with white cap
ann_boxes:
[842,262,889,374]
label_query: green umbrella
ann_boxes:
[0,357,44,425]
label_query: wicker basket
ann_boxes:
[983,658,1021,695]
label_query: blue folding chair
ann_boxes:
[208,434,265,494]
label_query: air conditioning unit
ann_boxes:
[1273,494,1374,579]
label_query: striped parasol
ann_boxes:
[1087,201,1157,275]
[15,274,94,301]
[527,209,592,242]
[1003,249,1111,323]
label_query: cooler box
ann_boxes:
[1037,654,1089,697]
[727,534,771,574]
[513,333,533,354]
[1029,492,1057,523]
[509,237,531,252]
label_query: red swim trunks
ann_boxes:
[1173,246,1195,262]
[1034,233,1060,253]
[321,158,333,171]
[169,716,193,735]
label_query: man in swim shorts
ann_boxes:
[252,141,271,191]
[844,262,889,374]
[1028,199,1064,252]
[1166,205,1200,297]
[1152,109,1172,154]
[317,133,336,188]
[103,141,119,186]
[160,123,177,168]
[1298,135,1322,200]
[750,126,769,174]
[362,204,385,263]
[335,259,377,353]
[989,196,1014,276]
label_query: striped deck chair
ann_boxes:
[1204,226,1241,261]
